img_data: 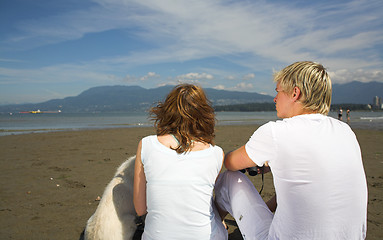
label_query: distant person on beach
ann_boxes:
[338,107,343,120]
[133,84,228,240]
[215,61,368,239]
[347,109,351,123]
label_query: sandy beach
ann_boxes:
[0,125,382,239]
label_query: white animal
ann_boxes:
[84,155,139,240]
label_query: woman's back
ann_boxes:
[141,135,223,240]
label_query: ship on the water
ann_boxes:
[19,109,62,114]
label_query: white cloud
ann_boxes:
[329,69,383,84]
[233,82,254,91]
[123,72,160,83]
[213,82,255,92]
[154,72,215,87]
[243,73,255,80]
[147,72,157,77]
[6,0,382,70]
[176,72,214,81]
[123,74,137,83]
[140,72,160,81]
[1,0,383,104]
[213,85,226,90]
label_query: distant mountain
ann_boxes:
[0,85,274,113]
[332,81,383,104]
[1,81,381,113]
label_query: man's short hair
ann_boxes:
[274,61,332,115]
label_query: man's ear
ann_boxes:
[292,87,301,101]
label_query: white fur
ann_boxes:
[84,156,137,240]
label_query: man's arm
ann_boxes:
[224,145,257,171]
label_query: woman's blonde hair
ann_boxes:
[150,84,216,153]
[274,61,332,114]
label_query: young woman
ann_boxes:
[133,84,227,240]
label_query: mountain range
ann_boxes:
[332,81,382,104]
[0,81,382,113]
[0,85,273,113]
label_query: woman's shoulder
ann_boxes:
[141,135,158,146]
[142,135,156,140]
[211,144,224,155]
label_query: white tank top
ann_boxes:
[141,135,223,240]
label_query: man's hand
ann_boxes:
[240,165,271,176]
[225,146,256,171]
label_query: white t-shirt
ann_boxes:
[141,135,225,240]
[245,114,367,239]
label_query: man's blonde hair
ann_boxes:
[274,61,332,115]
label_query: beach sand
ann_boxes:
[0,125,382,239]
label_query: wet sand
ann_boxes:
[0,125,382,239]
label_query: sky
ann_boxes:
[0,0,382,104]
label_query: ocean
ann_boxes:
[0,111,382,136]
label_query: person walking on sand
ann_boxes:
[338,107,343,121]
[347,109,351,123]
[134,84,228,240]
[215,61,368,239]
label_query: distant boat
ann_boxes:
[19,109,61,114]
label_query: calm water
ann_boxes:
[0,111,382,136]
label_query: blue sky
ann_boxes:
[0,0,382,104]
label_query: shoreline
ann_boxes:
[0,125,382,239]
[1,111,383,137]
[1,118,382,137]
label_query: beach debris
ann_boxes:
[64,179,86,188]
[50,177,54,180]
[56,184,60,187]
[95,196,101,201]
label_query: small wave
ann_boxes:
[360,116,383,120]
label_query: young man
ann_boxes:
[215,61,367,239]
